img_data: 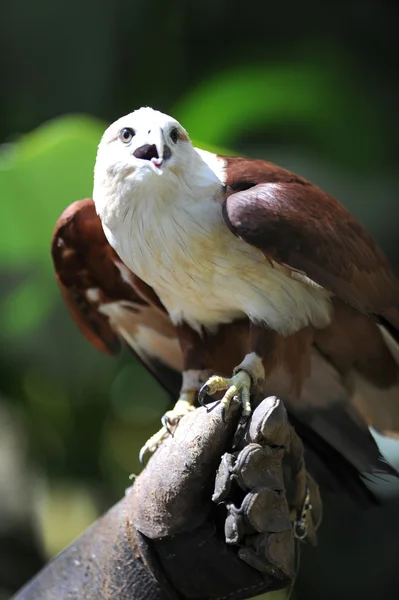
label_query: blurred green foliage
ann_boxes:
[0,116,103,336]
[175,58,381,167]
[1,2,399,598]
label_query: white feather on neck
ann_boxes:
[94,147,333,335]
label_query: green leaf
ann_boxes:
[0,114,105,268]
[0,114,107,335]
[173,59,381,167]
[0,270,56,336]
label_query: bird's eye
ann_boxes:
[119,127,135,143]
[170,127,180,144]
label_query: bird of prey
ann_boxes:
[52,107,399,504]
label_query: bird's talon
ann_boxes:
[199,371,253,419]
[220,396,232,410]
[242,400,252,418]
[139,426,169,464]
[161,414,173,435]
[198,384,210,407]
[139,394,196,463]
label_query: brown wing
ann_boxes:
[52,199,394,505]
[222,156,399,439]
[51,198,183,394]
[222,156,399,327]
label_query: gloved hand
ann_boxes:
[130,396,322,599]
[12,397,321,600]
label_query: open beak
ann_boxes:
[132,128,171,174]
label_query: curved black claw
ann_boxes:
[161,414,173,435]
[220,405,236,423]
[198,384,210,407]
[221,396,244,425]
[232,413,251,448]
[139,445,147,465]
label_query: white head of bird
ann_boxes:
[93,107,224,228]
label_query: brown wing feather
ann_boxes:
[52,199,124,354]
[51,198,182,393]
[222,157,399,324]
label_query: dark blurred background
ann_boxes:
[0,0,398,598]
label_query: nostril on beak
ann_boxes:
[133,144,159,161]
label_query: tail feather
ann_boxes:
[288,407,398,508]
[381,308,399,333]
[350,322,399,439]
[277,349,399,506]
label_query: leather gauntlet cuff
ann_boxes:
[12,398,319,600]
[145,523,291,600]
[11,503,174,600]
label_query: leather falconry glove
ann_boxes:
[12,397,321,600]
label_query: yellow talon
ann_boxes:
[198,370,252,417]
[139,391,196,463]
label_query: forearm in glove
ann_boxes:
[12,398,321,600]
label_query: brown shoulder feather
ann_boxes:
[222,156,399,325]
[51,198,126,354]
